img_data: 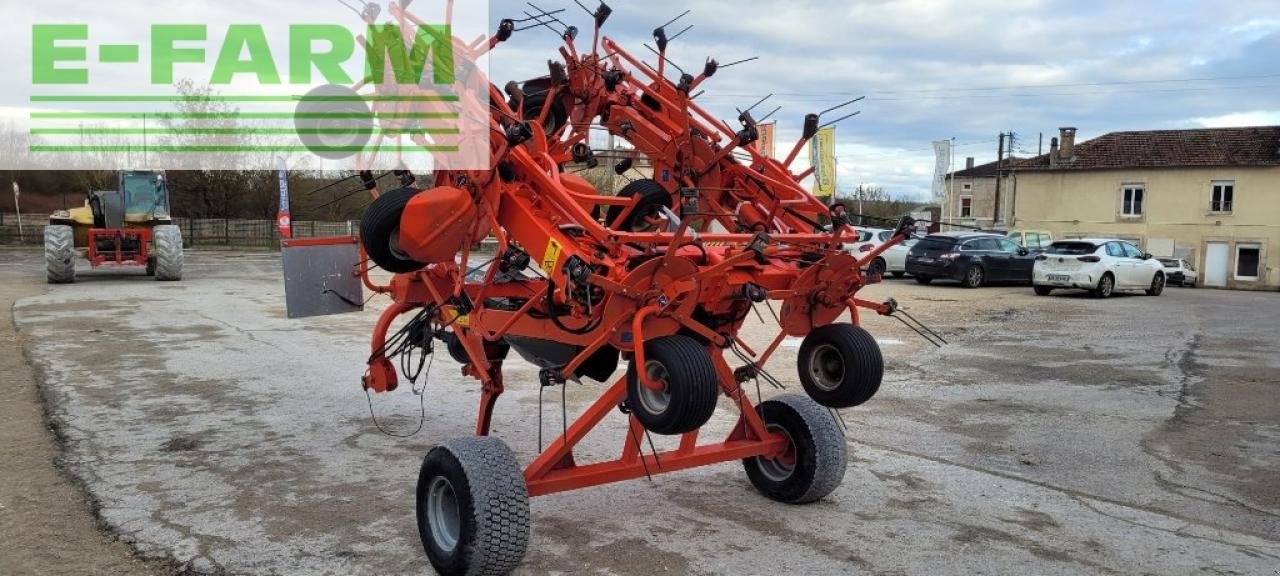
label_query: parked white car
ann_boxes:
[852,228,895,276]
[1158,258,1198,287]
[864,237,917,278]
[1032,239,1167,298]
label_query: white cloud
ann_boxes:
[1193,110,1280,128]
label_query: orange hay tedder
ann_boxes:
[286,2,918,573]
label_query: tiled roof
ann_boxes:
[1014,126,1280,171]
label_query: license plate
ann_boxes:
[1048,274,1071,283]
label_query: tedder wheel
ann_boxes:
[44,225,76,284]
[520,91,569,136]
[625,334,719,435]
[743,394,847,504]
[416,436,530,576]
[1033,285,1053,296]
[1145,272,1165,296]
[914,276,932,285]
[797,323,883,409]
[360,187,426,274]
[153,225,184,281]
[604,179,671,232]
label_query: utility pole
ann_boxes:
[993,133,1006,228]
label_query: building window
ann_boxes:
[1121,184,1144,217]
[1236,244,1261,280]
[959,195,973,218]
[962,183,972,191]
[1210,181,1234,213]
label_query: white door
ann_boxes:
[1204,242,1229,287]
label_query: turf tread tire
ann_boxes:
[743,394,848,504]
[416,436,530,576]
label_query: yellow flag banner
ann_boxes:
[810,126,836,198]
[758,122,776,159]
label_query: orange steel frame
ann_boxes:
[334,1,912,497]
[87,228,150,268]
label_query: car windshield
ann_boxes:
[1158,259,1179,267]
[1047,241,1097,255]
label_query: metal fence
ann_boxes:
[0,211,358,248]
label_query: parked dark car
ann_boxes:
[905,232,1040,287]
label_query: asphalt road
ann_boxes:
[4,249,1278,575]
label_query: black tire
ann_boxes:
[416,436,530,576]
[1145,272,1165,296]
[1092,273,1114,299]
[605,179,671,231]
[866,258,886,281]
[44,225,75,284]
[360,187,426,274]
[914,276,933,285]
[797,323,883,409]
[153,225,183,281]
[626,335,719,435]
[521,91,568,136]
[961,265,984,288]
[743,394,847,504]
[294,84,374,159]
[1033,285,1053,296]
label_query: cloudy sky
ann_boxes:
[6,1,1278,192]
[489,0,1280,199]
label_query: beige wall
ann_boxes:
[1012,166,1280,290]
[944,174,1014,229]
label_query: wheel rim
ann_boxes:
[427,476,461,553]
[756,424,797,482]
[1102,277,1112,296]
[1152,274,1163,292]
[635,360,671,415]
[969,267,982,285]
[807,344,845,392]
[388,225,412,261]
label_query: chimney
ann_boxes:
[1059,127,1077,160]
[1049,137,1059,167]
[966,157,975,170]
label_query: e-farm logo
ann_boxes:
[24,18,481,169]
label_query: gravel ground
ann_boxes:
[4,249,1278,575]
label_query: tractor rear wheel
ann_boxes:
[360,187,427,274]
[626,335,719,435]
[797,323,883,408]
[416,436,530,576]
[743,394,847,504]
[153,225,183,281]
[44,225,75,284]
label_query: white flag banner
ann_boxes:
[931,140,952,200]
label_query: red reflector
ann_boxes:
[1077,255,1101,262]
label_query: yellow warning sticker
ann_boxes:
[541,238,563,275]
